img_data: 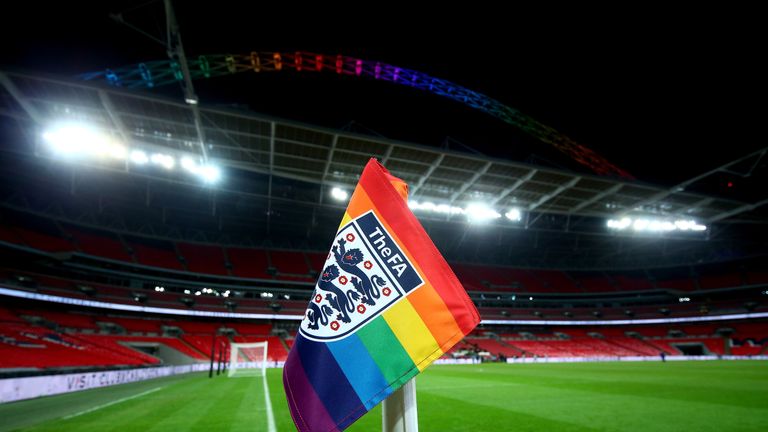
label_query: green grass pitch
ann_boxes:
[1,361,766,431]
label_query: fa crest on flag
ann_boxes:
[301,211,424,342]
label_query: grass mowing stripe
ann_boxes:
[419,382,523,392]
[61,387,164,420]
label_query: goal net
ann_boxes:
[228,342,268,377]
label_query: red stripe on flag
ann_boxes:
[358,159,480,335]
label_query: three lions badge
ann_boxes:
[300,211,424,341]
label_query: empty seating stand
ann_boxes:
[0,217,761,300]
[104,317,164,333]
[0,224,24,246]
[229,323,272,335]
[177,243,229,275]
[68,227,134,262]
[306,252,327,274]
[127,237,184,271]
[227,247,272,279]
[13,228,74,253]
[181,335,229,360]
[17,310,98,331]
[657,278,697,291]
[270,250,313,282]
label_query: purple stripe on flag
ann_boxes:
[295,335,367,429]
[284,348,337,432]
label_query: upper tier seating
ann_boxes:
[127,237,184,270]
[1,217,765,298]
[227,247,272,279]
[177,243,229,275]
[67,227,133,262]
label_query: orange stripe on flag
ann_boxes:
[348,186,462,345]
[405,283,462,347]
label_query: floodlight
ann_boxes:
[150,153,175,169]
[331,187,349,201]
[43,124,122,158]
[200,165,221,183]
[607,217,706,232]
[465,203,501,222]
[181,157,197,171]
[130,150,149,164]
[505,208,522,222]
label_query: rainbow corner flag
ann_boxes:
[283,158,480,431]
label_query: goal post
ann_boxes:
[228,341,268,378]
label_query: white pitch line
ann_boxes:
[62,386,165,420]
[262,375,277,432]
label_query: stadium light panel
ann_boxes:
[199,165,221,183]
[150,153,175,169]
[505,208,522,222]
[465,203,501,223]
[411,200,526,225]
[43,124,125,159]
[180,157,221,183]
[331,187,349,201]
[409,201,464,215]
[130,150,149,165]
[607,217,632,230]
[675,220,707,231]
[42,122,224,184]
[607,217,706,232]
[181,157,196,171]
[103,143,127,159]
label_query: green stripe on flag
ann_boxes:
[356,316,416,384]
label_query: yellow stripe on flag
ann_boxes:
[382,298,441,370]
[338,212,352,231]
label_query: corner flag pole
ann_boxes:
[382,378,418,432]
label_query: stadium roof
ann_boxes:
[1,70,767,270]
[1,70,763,224]
[0,5,765,270]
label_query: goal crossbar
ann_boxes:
[228,341,268,377]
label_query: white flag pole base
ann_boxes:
[382,377,418,432]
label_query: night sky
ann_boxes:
[3,2,765,189]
